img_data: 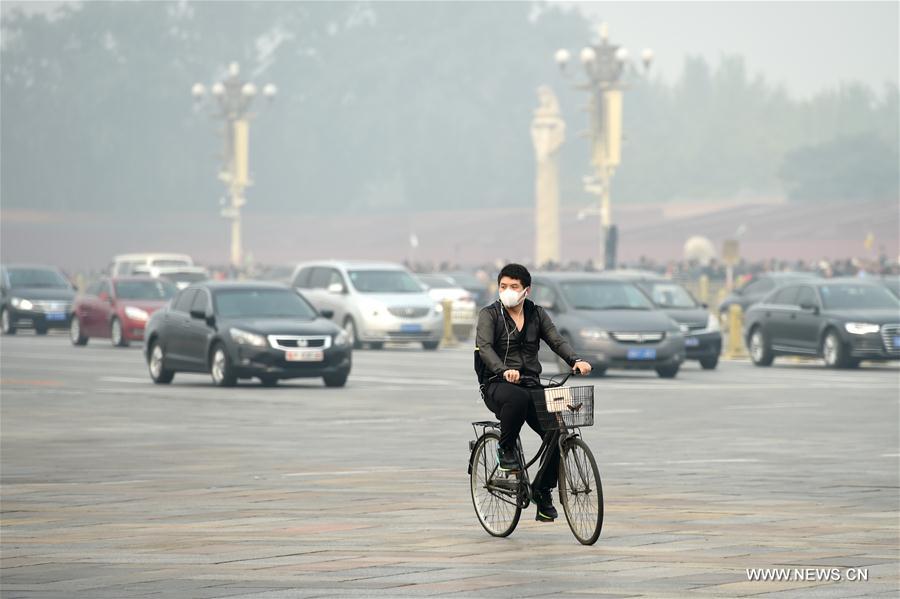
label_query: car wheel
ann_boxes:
[699,356,719,370]
[344,317,361,349]
[422,341,440,350]
[1,308,16,335]
[822,330,850,368]
[323,370,349,387]
[34,323,48,335]
[210,344,237,387]
[110,317,129,347]
[259,375,279,387]
[70,315,88,346]
[655,364,680,378]
[748,327,774,366]
[148,341,175,384]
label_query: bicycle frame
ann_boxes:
[469,420,582,510]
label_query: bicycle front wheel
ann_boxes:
[470,432,522,537]
[559,436,604,545]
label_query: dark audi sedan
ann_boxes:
[743,279,900,368]
[144,282,352,387]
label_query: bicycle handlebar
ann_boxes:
[540,370,581,388]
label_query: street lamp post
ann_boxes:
[192,62,277,270]
[555,23,652,270]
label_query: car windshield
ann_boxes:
[560,281,654,310]
[214,289,318,319]
[151,259,191,267]
[7,268,70,289]
[418,275,455,289]
[161,272,208,284]
[819,284,900,310]
[639,282,697,308]
[348,270,423,293]
[114,280,176,300]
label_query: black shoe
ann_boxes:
[496,445,519,472]
[533,486,558,522]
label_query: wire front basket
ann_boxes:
[532,385,594,430]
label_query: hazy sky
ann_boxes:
[570,1,899,99]
[3,1,897,99]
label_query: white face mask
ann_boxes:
[499,288,527,309]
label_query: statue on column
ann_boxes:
[531,86,565,268]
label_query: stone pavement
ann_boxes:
[1,334,898,597]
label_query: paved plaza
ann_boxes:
[1,334,898,598]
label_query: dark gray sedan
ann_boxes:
[743,279,900,368]
[608,271,723,369]
[532,273,684,378]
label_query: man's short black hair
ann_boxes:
[497,263,531,288]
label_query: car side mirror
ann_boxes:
[320,309,335,319]
[701,302,709,309]
[326,282,345,294]
[800,303,819,315]
[190,308,208,321]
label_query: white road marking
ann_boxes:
[723,403,822,410]
[349,375,457,386]
[283,466,451,477]
[99,376,149,384]
[607,458,761,466]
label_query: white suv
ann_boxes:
[291,261,443,350]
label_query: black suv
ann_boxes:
[1,264,75,335]
[144,282,352,387]
[743,279,900,368]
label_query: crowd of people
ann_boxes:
[403,253,900,287]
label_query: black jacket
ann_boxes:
[474,299,579,384]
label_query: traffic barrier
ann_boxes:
[724,304,747,359]
[440,298,456,347]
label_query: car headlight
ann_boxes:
[679,323,690,334]
[125,306,149,322]
[705,313,720,332]
[10,297,33,310]
[334,330,350,346]
[845,322,880,335]
[434,302,444,314]
[579,329,609,341]
[229,327,268,347]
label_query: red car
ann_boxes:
[70,276,176,347]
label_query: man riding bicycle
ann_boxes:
[475,263,592,522]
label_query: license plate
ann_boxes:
[46,312,66,321]
[400,323,422,332]
[286,350,323,362]
[627,348,656,360]
[894,336,900,349]
[685,337,700,347]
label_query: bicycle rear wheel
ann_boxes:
[559,436,604,545]
[470,432,522,537]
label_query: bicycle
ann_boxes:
[468,372,604,545]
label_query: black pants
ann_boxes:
[484,381,560,489]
